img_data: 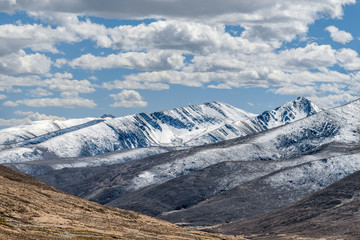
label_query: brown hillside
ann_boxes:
[0,164,240,240]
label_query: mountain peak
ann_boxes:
[256,97,320,130]
[285,96,321,114]
[101,114,116,118]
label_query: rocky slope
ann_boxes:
[213,169,360,240]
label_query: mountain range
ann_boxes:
[2,96,360,236]
[1,97,318,175]
[29,97,360,229]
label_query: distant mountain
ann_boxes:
[101,114,116,118]
[1,97,319,174]
[0,164,237,240]
[0,101,255,164]
[213,169,360,240]
[36,98,360,227]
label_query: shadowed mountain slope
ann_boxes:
[213,170,360,240]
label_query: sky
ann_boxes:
[0,0,360,127]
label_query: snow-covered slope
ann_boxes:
[107,98,360,192]
[0,98,320,166]
[186,97,320,146]
[0,101,256,163]
[4,146,185,176]
[0,118,98,150]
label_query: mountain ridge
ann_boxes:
[35,97,360,227]
[1,97,320,176]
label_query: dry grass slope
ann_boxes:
[0,165,242,240]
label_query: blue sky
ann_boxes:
[0,0,360,127]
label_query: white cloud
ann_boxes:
[336,48,360,70]
[271,85,317,96]
[44,78,95,94]
[278,43,337,70]
[0,74,42,92]
[0,50,51,75]
[4,97,97,108]
[0,0,358,110]
[69,51,185,70]
[0,73,96,100]
[110,90,147,108]
[0,94,6,100]
[0,111,67,127]
[319,83,346,94]
[326,25,353,44]
[29,88,53,97]
[89,75,98,81]
[309,93,357,108]
[3,0,354,46]
[123,49,351,90]
[108,20,272,54]
[103,80,169,91]
[190,43,337,74]
[0,23,78,55]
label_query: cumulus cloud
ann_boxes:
[0,94,6,100]
[2,0,354,46]
[270,85,317,96]
[0,72,96,100]
[107,20,272,54]
[0,50,51,75]
[318,83,346,94]
[278,43,337,70]
[28,88,53,97]
[326,25,353,44]
[0,23,78,55]
[44,78,95,94]
[122,43,353,90]
[309,93,357,108]
[69,51,185,70]
[110,90,147,108]
[336,48,360,70]
[0,111,67,127]
[0,0,358,110]
[4,97,97,108]
[103,80,169,91]
[0,74,42,92]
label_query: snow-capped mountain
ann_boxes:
[0,98,319,166]
[0,118,99,150]
[186,96,320,145]
[35,98,360,227]
[0,101,254,163]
